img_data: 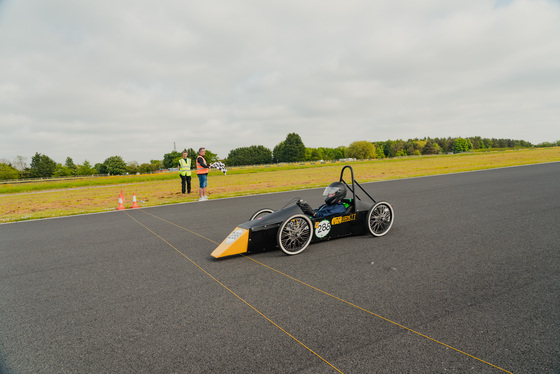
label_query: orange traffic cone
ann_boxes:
[131,193,140,209]
[116,190,126,210]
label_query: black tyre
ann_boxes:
[367,202,394,237]
[277,214,313,255]
[250,208,274,221]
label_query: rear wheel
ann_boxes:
[367,202,394,237]
[277,214,313,255]
[250,208,274,221]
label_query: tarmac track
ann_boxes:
[0,163,559,374]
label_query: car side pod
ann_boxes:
[211,227,250,258]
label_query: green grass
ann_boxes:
[1,148,558,223]
[0,173,178,194]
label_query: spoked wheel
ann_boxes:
[367,202,394,237]
[250,208,274,221]
[277,214,313,255]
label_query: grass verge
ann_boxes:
[1,147,558,223]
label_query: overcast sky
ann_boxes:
[1,0,559,165]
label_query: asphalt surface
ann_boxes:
[0,163,559,374]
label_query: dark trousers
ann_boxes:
[181,175,191,194]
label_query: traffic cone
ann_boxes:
[131,193,140,209]
[116,190,126,210]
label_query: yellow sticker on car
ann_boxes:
[331,214,356,225]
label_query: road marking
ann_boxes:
[135,209,513,374]
[244,256,514,374]
[128,210,343,373]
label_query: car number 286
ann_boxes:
[315,220,331,238]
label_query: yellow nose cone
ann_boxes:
[211,227,250,258]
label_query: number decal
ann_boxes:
[315,219,331,238]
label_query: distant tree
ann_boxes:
[304,147,345,161]
[411,139,427,155]
[452,138,473,153]
[403,139,422,156]
[64,157,77,174]
[0,163,19,180]
[103,156,127,175]
[204,149,219,164]
[469,136,485,149]
[163,150,182,169]
[422,139,441,155]
[435,138,454,153]
[305,148,318,161]
[492,138,507,148]
[384,140,406,158]
[345,141,376,159]
[19,169,31,178]
[150,159,164,170]
[126,161,140,174]
[227,145,272,166]
[29,152,57,178]
[94,163,107,174]
[375,146,385,158]
[138,163,156,174]
[76,160,96,176]
[273,133,306,162]
[517,139,533,148]
[53,163,74,177]
[372,142,385,157]
[333,146,346,160]
[272,142,283,163]
[490,138,532,148]
[184,149,197,169]
[536,141,558,147]
[483,138,493,149]
[319,148,331,160]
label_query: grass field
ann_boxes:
[1,147,559,223]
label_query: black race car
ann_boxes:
[211,165,394,258]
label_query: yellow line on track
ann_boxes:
[127,210,343,374]
[136,210,514,374]
[243,256,514,374]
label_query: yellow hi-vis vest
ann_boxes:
[179,158,191,176]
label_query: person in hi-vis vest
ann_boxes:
[196,147,212,201]
[178,149,191,194]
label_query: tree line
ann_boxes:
[1,134,557,180]
[0,148,220,180]
[225,134,553,166]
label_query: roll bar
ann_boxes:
[339,165,376,205]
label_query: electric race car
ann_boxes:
[211,165,394,258]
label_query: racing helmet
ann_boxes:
[323,182,347,205]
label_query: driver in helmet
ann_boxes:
[297,182,347,218]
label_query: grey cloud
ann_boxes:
[0,0,558,164]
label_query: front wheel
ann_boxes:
[250,208,274,221]
[367,202,394,237]
[277,214,313,255]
